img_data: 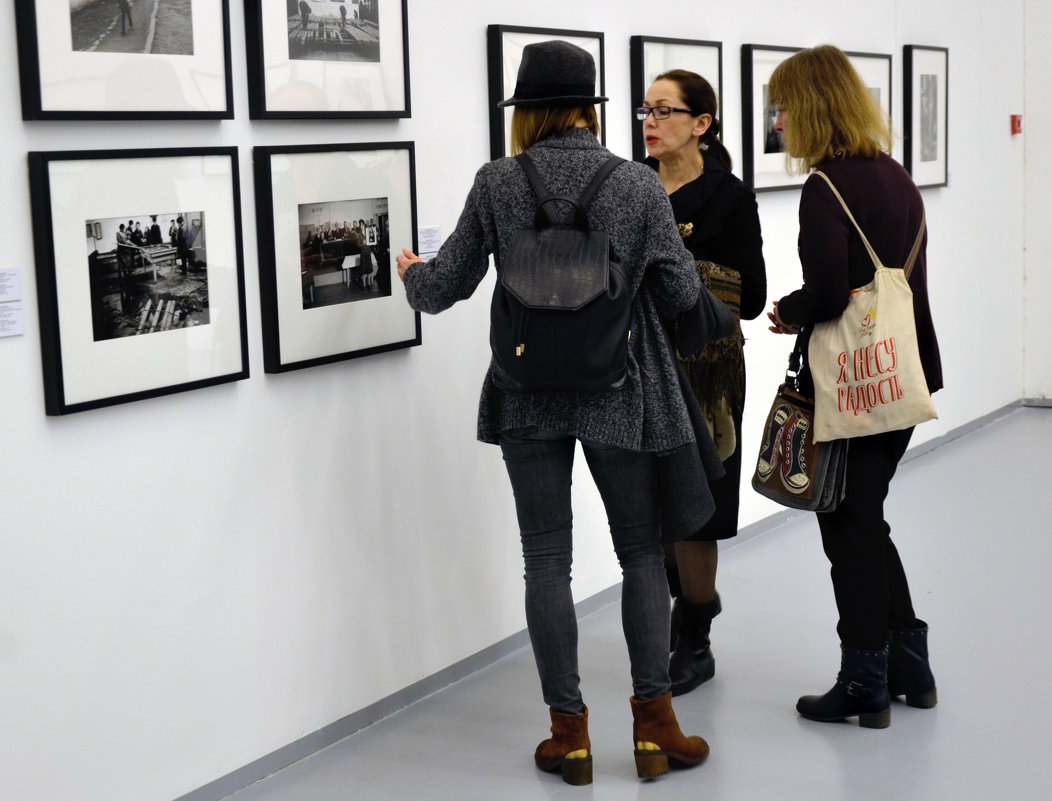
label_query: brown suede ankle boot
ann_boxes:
[535,707,592,785]
[630,693,709,778]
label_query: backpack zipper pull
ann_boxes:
[515,309,529,356]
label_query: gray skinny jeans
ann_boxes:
[499,428,671,713]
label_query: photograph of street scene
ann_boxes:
[86,211,209,341]
[69,0,194,55]
[299,197,390,309]
[288,0,379,62]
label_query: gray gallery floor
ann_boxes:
[222,406,1051,801]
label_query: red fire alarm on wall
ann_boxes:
[1011,114,1023,135]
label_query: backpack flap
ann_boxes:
[501,226,611,310]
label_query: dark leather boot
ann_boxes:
[630,693,709,778]
[669,592,721,696]
[535,707,592,785]
[889,622,937,708]
[797,645,891,728]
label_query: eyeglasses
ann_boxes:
[635,106,694,121]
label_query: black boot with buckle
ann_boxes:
[669,592,722,696]
[797,644,891,728]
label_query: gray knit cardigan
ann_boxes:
[403,128,701,452]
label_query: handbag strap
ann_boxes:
[813,170,927,279]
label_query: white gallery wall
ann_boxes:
[0,2,1039,800]
[1025,0,1052,402]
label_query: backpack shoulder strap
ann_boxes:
[577,156,625,210]
[516,153,624,228]
[515,152,549,200]
[516,152,571,227]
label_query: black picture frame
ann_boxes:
[253,142,421,373]
[486,25,606,160]
[245,0,411,119]
[16,0,234,120]
[629,36,723,163]
[903,45,949,188]
[28,147,249,415]
[741,44,802,192]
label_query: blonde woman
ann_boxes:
[767,45,942,727]
[397,41,729,781]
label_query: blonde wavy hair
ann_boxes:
[509,105,599,155]
[767,45,891,173]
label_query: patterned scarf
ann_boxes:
[678,259,744,460]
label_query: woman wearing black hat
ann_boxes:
[397,40,725,784]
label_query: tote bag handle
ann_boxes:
[813,170,926,279]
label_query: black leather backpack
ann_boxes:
[490,153,630,393]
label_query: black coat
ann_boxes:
[646,152,766,543]
[646,152,767,322]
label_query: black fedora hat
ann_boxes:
[497,40,608,108]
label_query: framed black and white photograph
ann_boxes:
[845,50,893,137]
[487,25,605,160]
[15,0,233,119]
[245,0,410,119]
[846,50,893,162]
[28,148,248,415]
[254,142,420,373]
[629,36,722,163]
[741,44,802,192]
[904,45,949,188]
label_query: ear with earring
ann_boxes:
[700,119,720,150]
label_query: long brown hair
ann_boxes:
[767,45,891,172]
[654,69,732,171]
[509,105,599,155]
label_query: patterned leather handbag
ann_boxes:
[751,335,847,512]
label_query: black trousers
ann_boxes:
[816,426,921,650]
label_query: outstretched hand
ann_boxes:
[396,248,423,282]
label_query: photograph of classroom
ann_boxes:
[298,197,391,308]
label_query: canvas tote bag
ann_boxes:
[808,171,937,442]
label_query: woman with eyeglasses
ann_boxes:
[639,70,767,696]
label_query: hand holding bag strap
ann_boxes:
[813,170,926,278]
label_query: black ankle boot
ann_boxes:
[797,645,891,728]
[888,622,937,708]
[669,593,721,696]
